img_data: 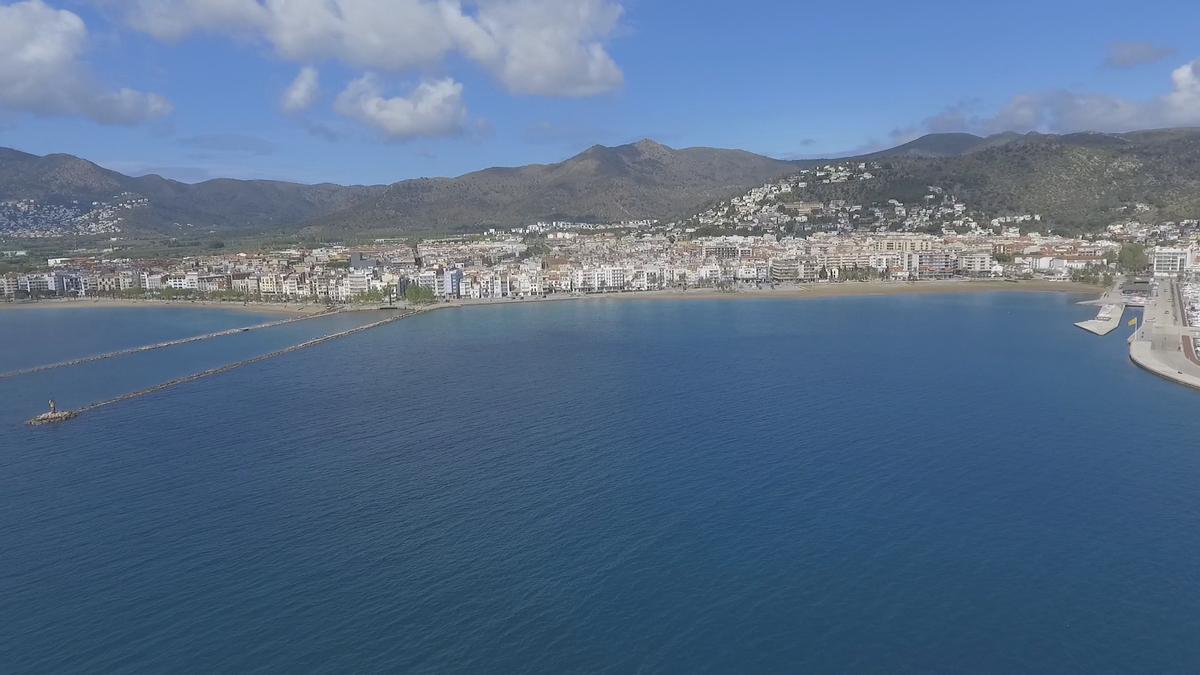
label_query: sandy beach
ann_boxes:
[0,280,1102,316]
[587,279,1101,301]
[436,279,1102,311]
[0,297,332,315]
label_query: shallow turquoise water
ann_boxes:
[3,293,1199,672]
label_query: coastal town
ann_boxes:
[2,221,1198,306]
[0,229,1124,303]
[4,164,1200,307]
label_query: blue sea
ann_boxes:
[3,293,1200,673]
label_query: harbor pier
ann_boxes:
[1075,303,1127,336]
[1074,281,1148,336]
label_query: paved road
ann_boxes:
[1129,279,1200,389]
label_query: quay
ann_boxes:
[1074,281,1148,336]
[25,309,419,425]
[1127,278,1200,390]
[0,309,338,381]
[1075,303,1126,336]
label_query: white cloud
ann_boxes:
[109,0,625,97]
[334,75,467,139]
[281,66,320,113]
[458,0,624,96]
[0,0,170,124]
[116,0,270,41]
[983,59,1200,133]
[265,0,462,70]
[899,58,1200,139]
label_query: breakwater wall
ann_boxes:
[0,310,337,381]
[34,309,418,424]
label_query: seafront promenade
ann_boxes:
[1127,279,1200,390]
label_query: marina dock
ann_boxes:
[1074,281,1149,336]
[1075,303,1126,336]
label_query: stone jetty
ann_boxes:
[25,310,418,425]
[1,309,337,381]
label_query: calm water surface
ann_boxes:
[2,293,1199,673]
[0,305,280,372]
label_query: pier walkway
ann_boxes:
[1074,283,1142,336]
[1075,303,1126,335]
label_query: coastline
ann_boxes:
[0,280,1102,316]
[1129,339,1200,391]
[0,298,330,315]
[579,279,1100,302]
[436,279,1102,311]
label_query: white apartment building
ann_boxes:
[346,271,371,296]
[259,273,281,296]
[142,272,166,290]
[1153,247,1190,276]
[231,274,259,295]
[957,252,995,276]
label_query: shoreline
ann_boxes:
[580,279,1100,302]
[0,279,1102,317]
[0,297,331,315]
[437,279,1102,310]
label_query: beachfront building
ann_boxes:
[957,252,996,277]
[903,251,955,280]
[1153,247,1191,277]
[768,258,819,283]
[769,258,800,283]
[231,273,259,295]
[346,271,371,297]
[259,273,281,296]
[141,272,166,290]
[118,270,142,291]
[441,268,463,299]
[198,274,229,293]
[20,273,53,296]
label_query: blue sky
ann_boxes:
[1,0,1198,185]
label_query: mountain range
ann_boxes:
[0,140,795,239]
[799,128,1200,231]
[3,127,1200,239]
